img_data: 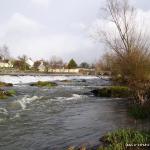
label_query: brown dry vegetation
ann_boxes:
[96,0,150,106]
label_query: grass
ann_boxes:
[30,81,57,88]
[128,104,150,120]
[98,129,150,150]
[92,86,131,98]
[0,89,16,99]
[6,89,16,96]
[67,129,150,150]
[0,81,13,87]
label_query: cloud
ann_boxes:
[0,13,46,57]
[70,22,87,31]
[0,13,102,63]
[31,0,51,7]
[0,13,44,38]
[1,6,150,64]
[89,8,150,42]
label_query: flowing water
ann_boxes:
[0,75,140,150]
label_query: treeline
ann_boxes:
[0,47,94,71]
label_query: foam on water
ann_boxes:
[54,94,87,103]
[0,108,8,115]
[15,95,42,110]
[0,107,21,122]
[0,75,98,84]
[67,94,85,100]
[10,113,20,120]
[0,108,9,122]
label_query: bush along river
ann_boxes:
[0,75,149,150]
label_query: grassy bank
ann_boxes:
[98,129,150,150]
[0,81,15,99]
[0,89,16,99]
[67,129,150,150]
[92,86,131,98]
[30,81,57,88]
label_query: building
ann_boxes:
[0,57,13,68]
[38,60,46,72]
[26,58,34,68]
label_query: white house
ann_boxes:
[0,60,13,68]
[38,60,46,72]
[26,58,34,68]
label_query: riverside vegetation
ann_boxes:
[67,129,150,150]
[98,129,150,150]
[0,81,16,99]
[1,0,150,149]
[92,86,131,98]
[68,0,150,149]
[30,81,57,88]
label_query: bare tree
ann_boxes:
[98,52,113,70]
[49,56,64,69]
[18,55,27,62]
[96,0,150,104]
[0,45,10,59]
[17,55,29,71]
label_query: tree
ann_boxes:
[96,0,150,105]
[14,55,29,71]
[43,61,49,72]
[80,62,89,68]
[13,60,29,71]
[49,56,64,69]
[0,45,10,59]
[95,52,113,73]
[68,59,78,69]
[33,61,41,70]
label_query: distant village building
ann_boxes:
[38,60,46,72]
[26,58,34,68]
[0,56,13,68]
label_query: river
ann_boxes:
[0,75,138,150]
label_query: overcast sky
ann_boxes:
[0,0,150,63]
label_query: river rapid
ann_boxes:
[0,75,138,150]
